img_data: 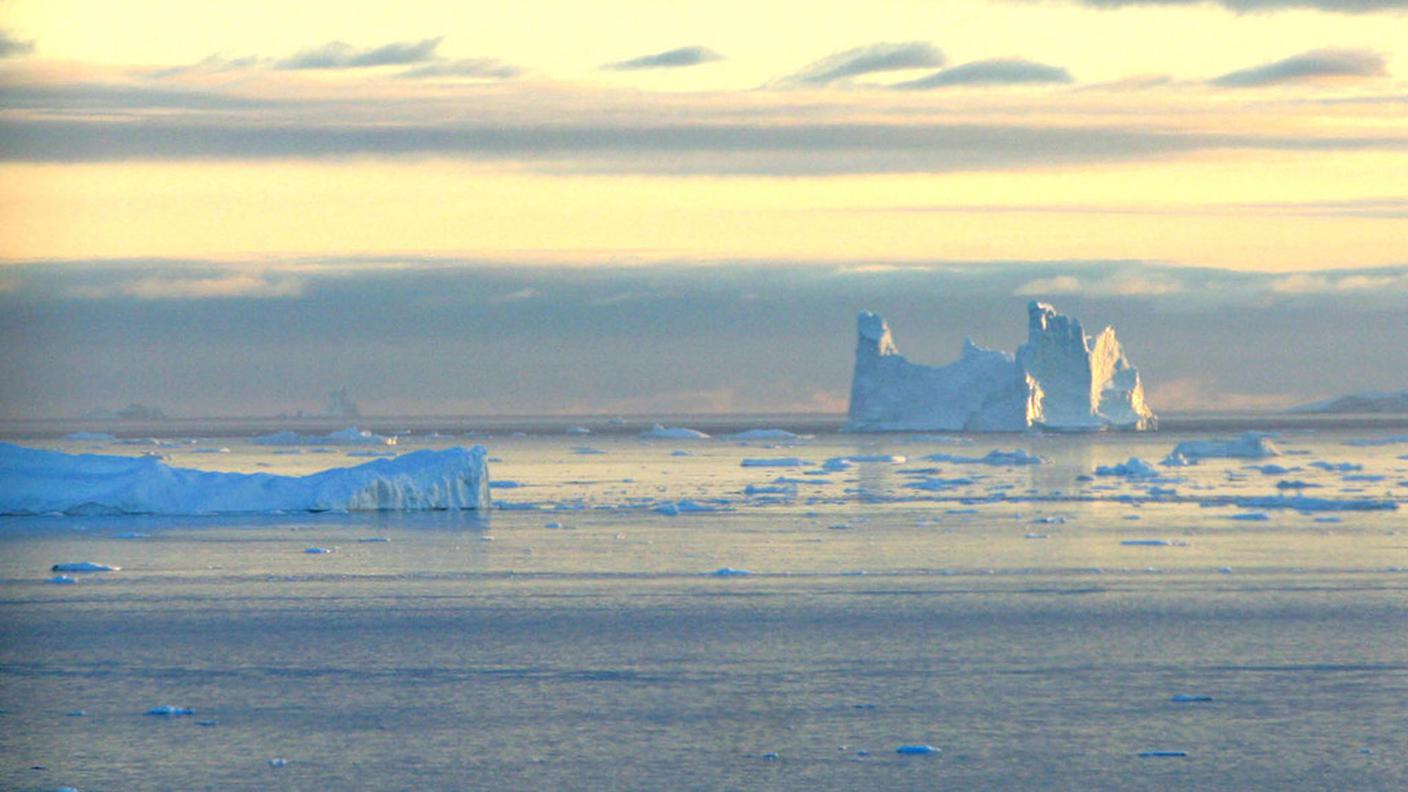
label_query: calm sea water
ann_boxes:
[2,418,1406,790]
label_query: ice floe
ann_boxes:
[51,561,120,572]
[640,424,710,440]
[1163,432,1279,465]
[252,427,396,446]
[924,449,1046,466]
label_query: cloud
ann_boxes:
[276,37,442,70]
[5,118,1402,175]
[1013,272,1185,296]
[603,46,722,71]
[0,30,35,58]
[894,58,1074,89]
[782,42,945,86]
[398,58,520,79]
[146,54,268,79]
[1270,272,1408,292]
[1065,0,1408,13]
[1211,48,1388,87]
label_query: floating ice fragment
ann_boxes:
[146,705,194,717]
[1163,432,1278,465]
[1138,750,1188,758]
[1170,694,1213,702]
[303,547,334,554]
[357,537,390,543]
[1121,539,1173,546]
[566,426,591,436]
[572,447,607,455]
[1227,512,1270,521]
[896,745,940,756]
[545,521,566,529]
[1310,461,1362,472]
[741,457,808,468]
[1032,516,1065,524]
[1024,533,1048,539]
[51,562,119,572]
[730,429,804,440]
[640,424,710,440]
[670,450,693,457]
[47,575,78,584]
[709,567,752,576]
[253,427,395,446]
[1094,458,1159,478]
[268,758,288,767]
[760,752,780,761]
[925,449,1046,466]
[489,481,522,489]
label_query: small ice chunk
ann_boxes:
[731,429,804,440]
[51,562,119,572]
[1121,539,1172,546]
[146,705,194,717]
[896,745,940,755]
[760,751,780,761]
[1138,750,1189,758]
[1094,458,1159,478]
[268,758,289,767]
[708,567,752,576]
[1309,461,1362,472]
[640,424,710,440]
[303,547,334,554]
[740,457,807,468]
[357,537,391,543]
[566,426,591,435]
[1170,694,1213,702]
[1227,512,1270,521]
[924,449,1046,466]
[47,575,78,585]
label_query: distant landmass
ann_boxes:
[1290,390,1408,414]
[847,301,1156,432]
[80,403,168,421]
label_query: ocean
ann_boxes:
[2,417,1406,790]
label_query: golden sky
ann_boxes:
[2,0,1406,269]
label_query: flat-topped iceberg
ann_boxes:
[846,302,1156,432]
[252,427,396,446]
[0,442,489,515]
[640,424,710,440]
[1163,432,1279,465]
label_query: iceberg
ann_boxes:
[1094,458,1160,478]
[0,442,490,515]
[252,427,396,446]
[640,424,711,440]
[1162,432,1279,465]
[846,302,1155,432]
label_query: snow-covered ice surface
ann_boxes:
[847,302,1156,432]
[1,417,1406,791]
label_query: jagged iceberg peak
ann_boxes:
[846,303,1156,432]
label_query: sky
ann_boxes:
[1,1,1406,417]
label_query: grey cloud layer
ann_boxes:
[1212,48,1388,87]
[784,42,946,85]
[1070,0,1408,13]
[3,259,1405,416]
[895,58,1074,89]
[2,118,1403,174]
[0,30,35,58]
[275,37,443,70]
[398,58,521,79]
[604,46,723,70]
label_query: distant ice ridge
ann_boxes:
[0,442,489,515]
[846,302,1155,432]
[252,426,396,446]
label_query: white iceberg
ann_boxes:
[251,427,396,446]
[51,562,120,572]
[0,442,490,515]
[640,424,710,440]
[846,302,1156,432]
[1162,432,1279,465]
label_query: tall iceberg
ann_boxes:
[847,302,1156,432]
[0,443,490,515]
